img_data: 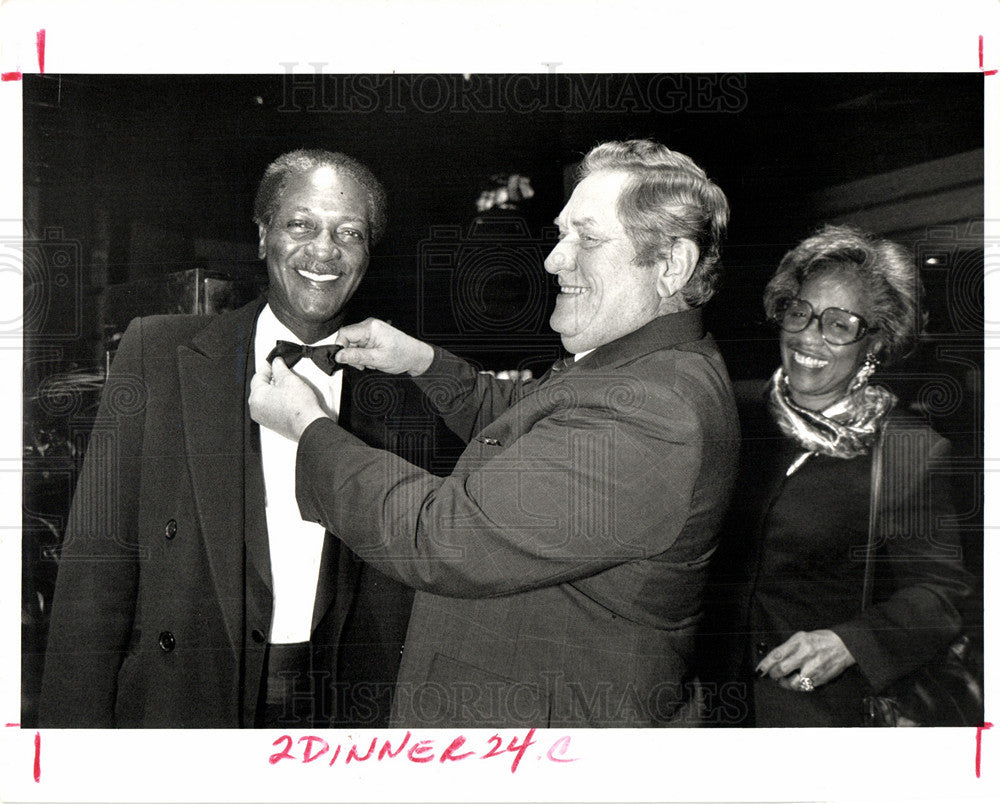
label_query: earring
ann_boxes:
[860,351,880,381]
[848,352,880,393]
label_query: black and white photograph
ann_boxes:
[1,2,997,803]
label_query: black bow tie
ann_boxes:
[266,340,343,375]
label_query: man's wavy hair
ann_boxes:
[253,149,388,245]
[577,139,730,308]
[763,224,925,365]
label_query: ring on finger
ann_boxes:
[797,676,815,693]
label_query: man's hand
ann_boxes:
[755,629,856,692]
[249,358,327,441]
[335,318,435,376]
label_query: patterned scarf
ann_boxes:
[768,365,897,459]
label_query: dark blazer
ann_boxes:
[294,309,740,727]
[39,299,418,728]
[712,398,971,727]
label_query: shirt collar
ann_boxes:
[572,308,705,371]
[256,305,341,347]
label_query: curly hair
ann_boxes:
[578,139,730,307]
[763,224,925,364]
[253,149,388,245]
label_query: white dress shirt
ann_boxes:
[253,305,344,644]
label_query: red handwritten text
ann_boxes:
[269,729,576,774]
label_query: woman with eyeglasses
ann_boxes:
[729,224,971,727]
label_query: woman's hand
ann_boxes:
[249,357,327,441]
[335,318,435,376]
[756,629,856,692]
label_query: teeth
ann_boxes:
[298,269,341,283]
[559,286,588,295]
[792,351,829,369]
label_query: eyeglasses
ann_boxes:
[774,297,878,346]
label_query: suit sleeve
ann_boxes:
[38,319,146,727]
[296,385,704,598]
[832,423,971,692]
[411,346,534,444]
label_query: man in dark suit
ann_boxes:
[39,149,418,728]
[250,140,740,727]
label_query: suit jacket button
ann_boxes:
[755,641,769,657]
[251,629,266,644]
[164,519,178,539]
[158,631,176,652]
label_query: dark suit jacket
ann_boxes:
[38,298,420,728]
[295,309,740,727]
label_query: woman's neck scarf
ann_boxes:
[768,365,897,459]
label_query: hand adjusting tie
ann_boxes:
[267,340,343,375]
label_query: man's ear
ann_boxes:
[654,238,700,299]
[257,224,268,260]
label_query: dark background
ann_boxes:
[21,73,985,725]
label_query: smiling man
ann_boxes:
[250,140,740,728]
[40,150,420,728]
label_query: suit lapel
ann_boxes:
[311,367,357,633]
[177,299,266,653]
[177,305,362,648]
[243,351,273,629]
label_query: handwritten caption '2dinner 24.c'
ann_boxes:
[270,728,576,774]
